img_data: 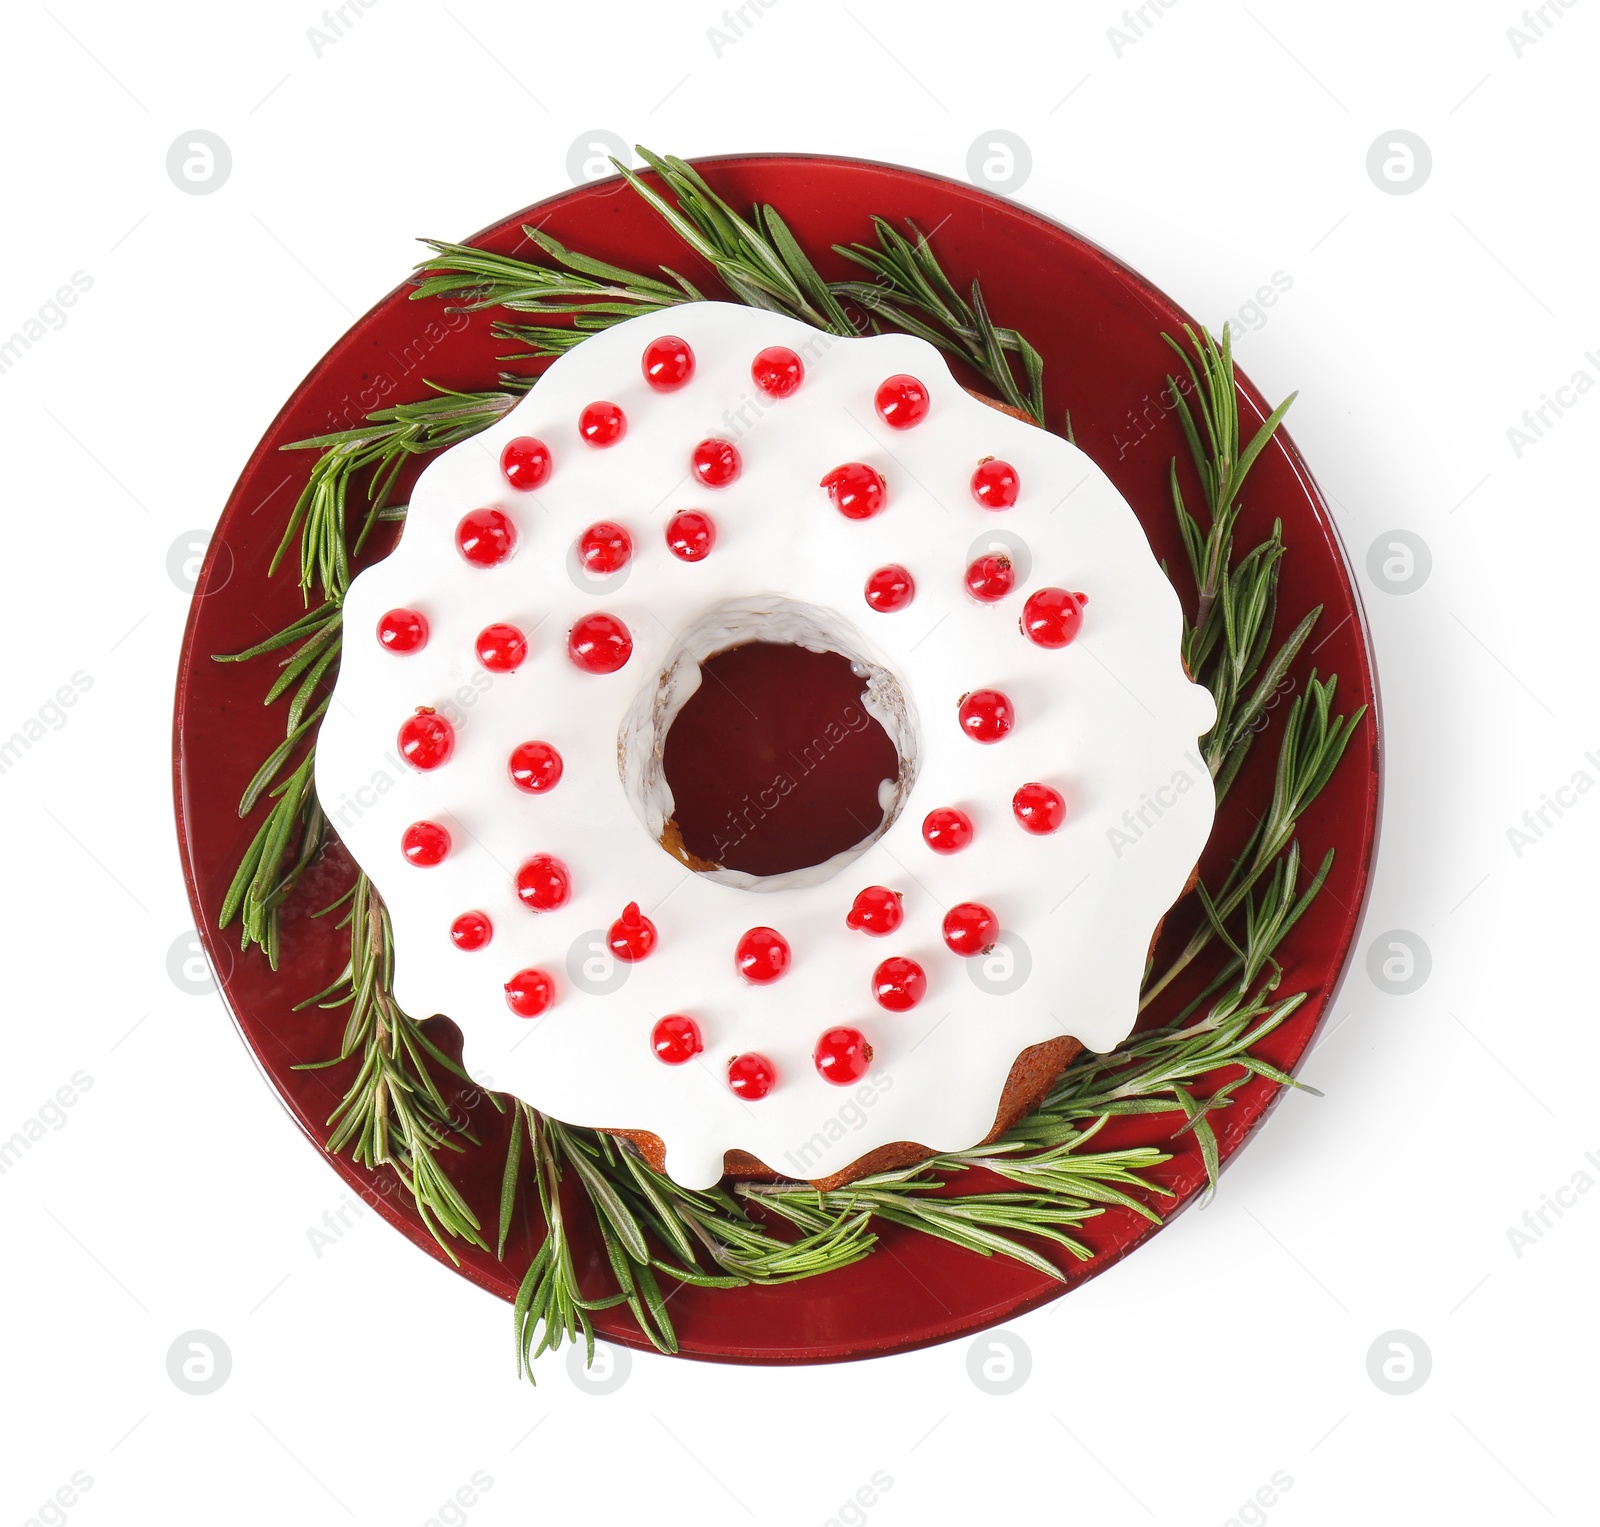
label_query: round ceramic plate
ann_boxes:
[172,154,1381,1365]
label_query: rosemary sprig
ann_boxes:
[297,874,488,1259]
[411,144,1044,417]
[215,744,324,969]
[746,1124,1168,1282]
[275,386,525,606]
[1133,324,1365,1005]
[1140,673,1362,1010]
[415,226,703,370]
[412,228,701,317]
[751,1181,1102,1281]
[512,1106,596,1373]
[832,217,1045,424]
[1060,977,1313,1190]
[1163,324,1310,799]
[613,147,858,334]
[508,1105,876,1371]
[211,607,340,967]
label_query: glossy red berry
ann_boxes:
[509,741,563,794]
[814,1027,872,1086]
[398,708,454,771]
[751,345,804,398]
[943,902,1000,956]
[727,1053,776,1099]
[922,807,974,854]
[666,509,715,562]
[401,820,451,866]
[643,334,695,391]
[568,612,633,674]
[450,911,492,951]
[504,967,555,1017]
[377,607,428,653]
[958,689,1014,744]
[515,854,571,912]
[691,436,740,487]
[971,457,1020,509]
[475,622,527,672]
[875,374,930,429]
[846,886,904,936]
[965,554,1014,602]
[577,520,632,575]
[500,436,551,490]
[579,401,626,447]
[1022,588,1088,648]
[736,926,790,984]
[872,957,926,1012]
[607,902,658,962]
[456,508,516,567]
[820,462,886,520]
[652,1014,703,1065]
[1013,782,1067,834]
[864,564,915,612]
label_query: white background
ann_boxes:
[1,1,1595,1523]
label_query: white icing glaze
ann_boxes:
[315,302,1216,1190]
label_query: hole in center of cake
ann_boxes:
[617,596,920,892]
[661,641,901,878]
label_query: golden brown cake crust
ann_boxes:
[963,387,1036,423]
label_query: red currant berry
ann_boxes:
[751,345,804,398]
[578,401,626,447]
[874,374,930,429]
[450,911,492,951]
[398,708,454,771]
[943,902,1000,956]
[1013,782,1067,834]
[922,807,974,854]
[568,612,633,674]
[864,564,915,612]
[846,886,904,936]
[691,436,740,487]
[727,1053,776,1099]
[377,607,428,653]
[456,507,517,567]
[820,462,886,520]
[872,957,926,1012]
[515,853,571,912]
[965,554,1014,602]
[735,926,790,984]
[958,689,1014,744]
[665,509,715,562]
[814,1027,872,1086]
[607,901,658,962]
[577,520,632,576]
[504,967,555,1017]
[1021,588,1088,648]
[401,820,451,866]
[509,740,563,794]
[500,436,551,490]
[643,335,695,391]
[971,457,1020,509]
[475,622,527,672]
[652,1014,703,1065]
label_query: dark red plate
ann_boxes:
[172,154,1381,1365]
